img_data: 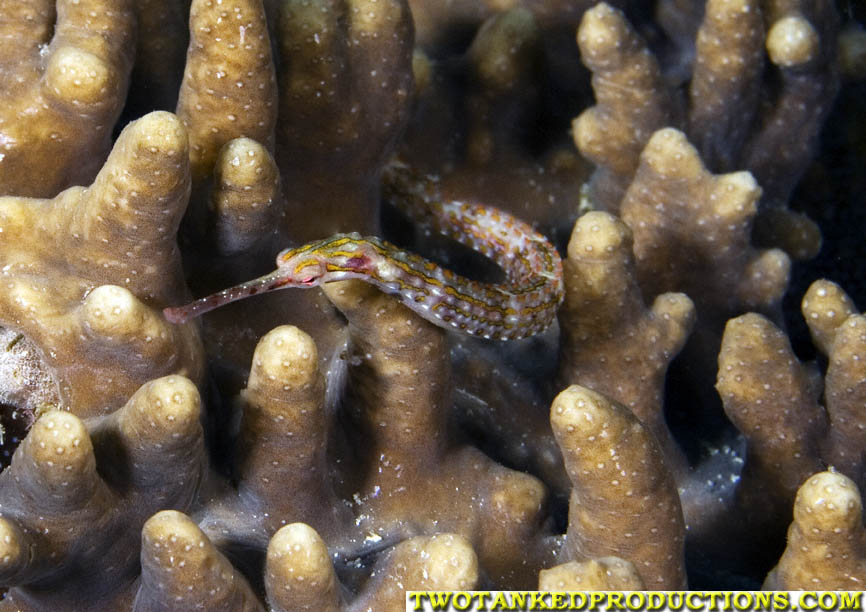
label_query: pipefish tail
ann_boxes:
[164,160,564,340]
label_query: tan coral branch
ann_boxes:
[0,0,135,197]
[0,112,203,417]
[551,385,687,589]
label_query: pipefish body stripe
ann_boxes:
[163,160,564,340]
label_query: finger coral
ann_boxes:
[615,125,791,477]
[168,0,416,398]
[198,324,351,546]
[704,280,866,575]
[622,128,790,318]
[138,514,478,612]
[0,0,135,197]
[396,3,593,252]
[322,281,549,587]
[137,510,263,612]
[276,0,414,241]
[718,279,866,499]
[556,211,694,474]
[0,111,203,418]
[572,3,671,211]
[539,557,645,591]
[688,0,764,172]
[575,1,836,261]
[177,0,277,184]
[764,471,866,590]
[0,0,860,604]
[551,385,687,589]
[0,376,206,611]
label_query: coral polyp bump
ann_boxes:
[0,0,864,607]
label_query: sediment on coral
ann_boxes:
[0,0,862,605]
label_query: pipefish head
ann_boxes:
[162,236,376,325]
[275,245,328,286]
[276,234,376,284]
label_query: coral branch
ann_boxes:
[0,0,134,197]
[551,385,687,589]
[622,128,789,317]
[765,471,866,589]
[688,0,764,171]
[233,326,351,541]
[557,211,694,474]
[0,376,206,610]
[137,510,263,612]
[276,0,414,240]
[177,0,277,182]
[573,3,670,211]
[0,112,202,416]
[539,558,645,590]
[324,280,548,586]
[265,524,342,612]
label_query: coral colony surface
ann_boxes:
[0,0,864,608]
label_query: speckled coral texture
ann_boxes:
[0,0,864,607]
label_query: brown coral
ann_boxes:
[748,0,839,212]
[617,127,790,454]
[198,324,351,546]
[0,0,135,197]
[0,0,859,603]
[539,557,645,591]
[718,280,866,498]
[146,287,547,600]
[276,0,414,241]
[462,8,543,166]
[556,211,694,475]
[688,0,764,172]
[138,513,479,612]
[322,280,548,587]
[622,128,790,318]
[171,0,417,400]
[0,297,513,608]
[398,6,591,246]
[765,471,866,589]
[575,1,836,260]
[0,376,205,611]
[551,385,687,589]
[176,0,277,184]
[717,313,826,522]
[0,111,203,417]
[137,510,264,612]
[572,3,672,211]
[699,280,866,575]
